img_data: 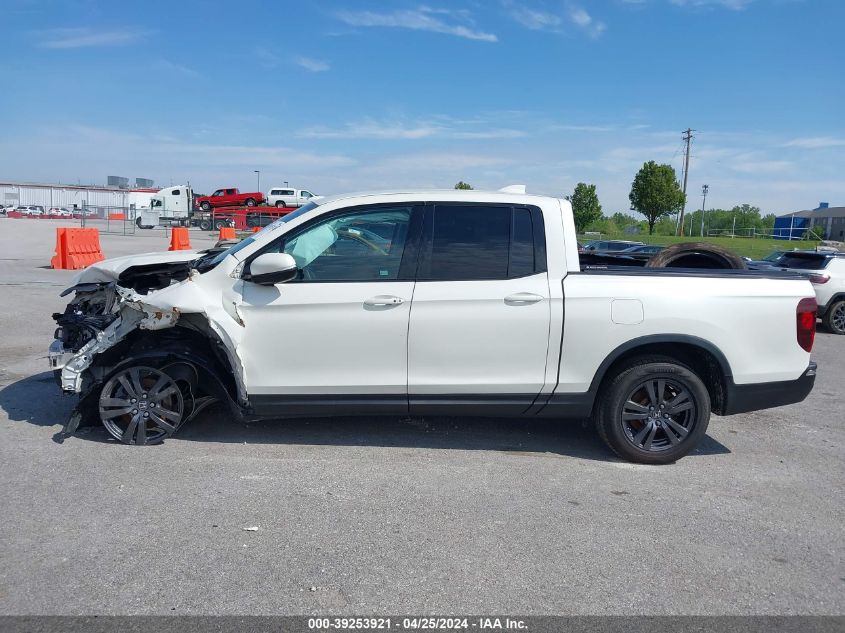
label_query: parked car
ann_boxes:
[582,239,645,252]
[772,251,845,334]
[266,188,315,208]
[49,188,818,463]
[194,188,266,211]
[746,250,788,269]
[48,207,72,217]
[618,244,664,255]
[21,205,45,216]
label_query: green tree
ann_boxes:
[454,181,473,190]
[566,182,603,233]
[629,161,686,234]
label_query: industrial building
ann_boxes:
[0,180,159,211]
[774,202,845,241]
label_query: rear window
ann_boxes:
[777,253,831,270]
[418,204,543,281]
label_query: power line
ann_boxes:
[677,128,694,236]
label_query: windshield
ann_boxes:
[193,200,322,272]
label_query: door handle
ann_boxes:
[364,295,404,307]
[504,292,544,305]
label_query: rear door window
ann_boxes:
[417,204,545,281]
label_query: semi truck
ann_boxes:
[134,186,194,229]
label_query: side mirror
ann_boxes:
[246,253,298,285]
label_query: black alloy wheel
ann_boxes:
[98,366,184,445]
[621,378,698,452]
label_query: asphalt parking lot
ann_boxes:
[0,217,842,616]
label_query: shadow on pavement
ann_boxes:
[0,371,74,428]
[1,372,731,461]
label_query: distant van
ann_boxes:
[266,188,314,208]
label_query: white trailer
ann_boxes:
[135,185,193,228]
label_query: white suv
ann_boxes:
[775,251,845,334]
[266,188,314,208]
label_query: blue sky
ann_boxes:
[1,0,843,214]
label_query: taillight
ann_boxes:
[796,297,817,353]
[808,274,830,284]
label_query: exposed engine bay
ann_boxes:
[49,250,247,445]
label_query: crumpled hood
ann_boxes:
[68,250,201,285]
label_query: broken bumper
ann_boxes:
[48,338,95,393]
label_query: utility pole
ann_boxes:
[699,184,709,237]
[254,170,261,192]
[677,128,694,236]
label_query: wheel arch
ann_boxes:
[83,324,246,422]
[588,335,733,416]
[819,293,845,317]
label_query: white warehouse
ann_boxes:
[1,181,159,210]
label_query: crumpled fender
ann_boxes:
[60,265,250,405]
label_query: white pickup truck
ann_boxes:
[48,189,818,463]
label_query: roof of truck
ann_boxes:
[312,188,558,207]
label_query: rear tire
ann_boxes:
[275,201,284,208]
[198,219,212,231]
[822,299,845,335]
[595,358,711,464]
[245,198,256,207]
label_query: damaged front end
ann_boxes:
[49,257,247,444]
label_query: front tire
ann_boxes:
[200,201,211,211]
[98,366,185,445]
[595,358,711,464]
[822,299,845,334]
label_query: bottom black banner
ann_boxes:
[0,616,841,633]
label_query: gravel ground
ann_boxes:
[0,217,842,615]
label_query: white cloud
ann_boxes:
[569,6,607,38]
[335,7,497,42]
[783,136,845,149]
[621,0,758,8]
[300,121,440,140]
[2,122,841,217]
[152,59,200,78]
[35,27,148,49]
[253,46,282,68]
[509,7,563,30]
[0,124,355,193]
[669,0,756,9]
[298,117,525,141]
[552,124,615,133]
[505,3,606,37]
[294,56,330,72]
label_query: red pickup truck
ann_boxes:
[194,188,266,210]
